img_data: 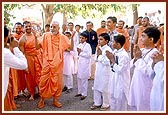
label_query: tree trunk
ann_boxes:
[63,11,67,24]
[132,4,138,25]
[41,4,55,25]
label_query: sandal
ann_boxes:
[90,105,101,110]
[99,106,110,111]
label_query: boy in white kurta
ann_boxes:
[128,27,161,111]
[90,33,112,111]
[63,32,75,93]
[75,32,92,100]
[150,51,164,111]
[106,34,130,111]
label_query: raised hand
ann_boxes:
[77,48,81,55]
[133,44,142,59]
[106,50,115,64]
[97,47,102,56]
[151,51,164,64]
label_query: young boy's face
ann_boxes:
[111,39,118,49]
[65,33,71,39]
[98,36,108,47]
[141,32,152,46]
[80,36,87,43]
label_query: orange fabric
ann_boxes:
[14,33,23,41]
[96,28,108,36]
[9,47,19,97]
[10,69,18,97]
[116,28,130,52]
[39,33,70,98]
[17,70,26,93]
[137,26,145,48]
[156,26,164,54]
[24,34,42,95]
[11,33,25,95]
[4,75,17,111]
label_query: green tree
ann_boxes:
[4,4,21,26]
[41,4,122,25]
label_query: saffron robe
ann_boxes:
[39,32,70,98]
[24,34,42,95]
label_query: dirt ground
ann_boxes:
[14,76,106,112]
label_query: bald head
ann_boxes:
[51,21,59,26]
[50,21,60,35]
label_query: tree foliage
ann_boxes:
[4,3,138,27]
[4,4,21,25]
[44,3,122,24]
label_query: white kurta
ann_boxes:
[72,31,80,74]
[4,47,28,99]
[93,44,112,107]
[128,48,158,111]
[77,42,91,96]
[77,42,92,79]
[63,51,75,76]
[112,48,130,111]
[150,61,164,111]
[93,44,112,93]
[63,50,75,89]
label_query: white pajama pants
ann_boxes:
[63,74,73,89]
[93,90,110,107]
[110,92,127,111]
[77,78,88,96]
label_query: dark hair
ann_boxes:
[114,34,126,47]
[4,26,9,38]
[107,16,117,23]
[99,33,110,43]
[80,32,88,38]
[68,22,74,26]
[137,16,143,20]
[45,24,50,28]
[15,22,23,27]
[143,17,150,21]
[64,31,72,35]
[142,27,161,44]
[118,20,125,25]
[86,21,93,25]
[101,20,106,23]
[23,21,31,26]
[75,24,80,28]
[158,10,161,14]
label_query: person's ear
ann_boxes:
[149,37,154,42]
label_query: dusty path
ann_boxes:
[14,76,103,112]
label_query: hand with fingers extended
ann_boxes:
[97,47,102,57]
[77,48,81,55]
[151,51,164,64]
[106,50,115,64]
[133,44,142,60]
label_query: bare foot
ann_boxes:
[29,95,34,101]
[38,98,44,109]
[53,99,62,108]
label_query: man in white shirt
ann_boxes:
[4,26,28,100]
